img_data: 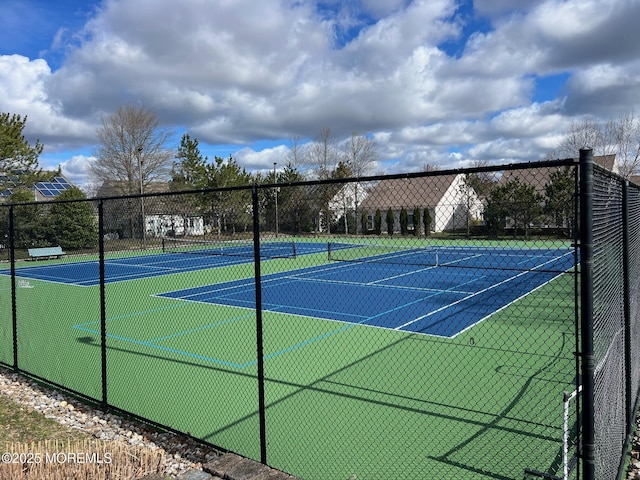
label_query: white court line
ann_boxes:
[394,252,573,331]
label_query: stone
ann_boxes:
[203,453,244,477]
[176,471,216,480]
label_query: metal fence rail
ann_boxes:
[0,154,638,479]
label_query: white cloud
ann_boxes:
[233,145,291,173]
[1,0,640,181]
[55,155,95,190]
[0,54,95,149]
[488,102,567,138]
[0,55,50,112]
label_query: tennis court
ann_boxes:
[4,239,321,286]
[3,238,578,479]
[156,243,574,338]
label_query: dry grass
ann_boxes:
[0,393,168,479]
[0,439,166,479]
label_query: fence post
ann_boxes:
[579,147,596,480]
[252,184,268,465]
[622,180,633,440]
[98,200,108,409]
[8,206,18,370]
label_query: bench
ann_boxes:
[28,246,65,261]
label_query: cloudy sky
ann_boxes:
[1,0,639,189]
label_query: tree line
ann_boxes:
[1,104,637,248]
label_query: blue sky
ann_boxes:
[1,0,639,190]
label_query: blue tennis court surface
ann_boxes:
[157,246,575,337]
[1,241,327,286]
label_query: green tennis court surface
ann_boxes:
[1,239,577,479]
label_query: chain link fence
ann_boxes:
[0,152,637,479]
[585,154,640,480]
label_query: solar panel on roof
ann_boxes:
[35,181,70,197]
[54,177,71,186]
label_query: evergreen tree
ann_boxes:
[544,167,575,237]
[49,187,98,249]
[0,112,43,189]
[485,178,543,238]
[9,189,48,248]
[423,208,432,236]
[400,207,408,235]
[276,164,313,234]
[413,207,421,236]
[386,208,394,236]
[172,133,208,189]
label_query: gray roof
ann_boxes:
[359,174,459,211]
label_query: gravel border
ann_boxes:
[0,369,221,478]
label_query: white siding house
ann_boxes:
[359,174,483,233]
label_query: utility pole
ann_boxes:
[137,146,146,249]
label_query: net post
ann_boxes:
[579,147,595,480]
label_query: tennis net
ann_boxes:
[162,237,296,259]
[327,242,573,273]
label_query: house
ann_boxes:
[594,154,619,174]
[326,182,369,233]
[359,174,483,233]
[144,214,205,238]
[97,180,205,238]
[499,154,618,194]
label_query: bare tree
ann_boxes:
[343,132,377,177]
[308,127,340,180]
[467,159,497,198]
[91,104,175,195]
[556,118,607,159]
[307,127,340,233]
[555,113,640,177]
[286,135,306,169]
[608,112,640,177]
[342,132,378,234]
[423,163,441,172]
